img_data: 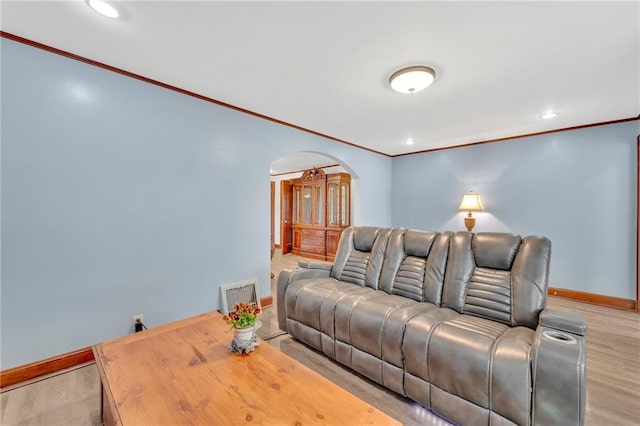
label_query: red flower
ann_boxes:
[223,302,261,329]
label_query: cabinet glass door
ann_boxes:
[341,182,350,226]
[315,183,324,225]
[303,186,312,224]
[328,182,338,225]
[294,187,301,223]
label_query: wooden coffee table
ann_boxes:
[93,310,400,425]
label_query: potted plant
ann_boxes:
[223,303,261,354]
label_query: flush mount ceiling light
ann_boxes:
[87,0,120,18]
[406,138,415,145]
[389,66,436,94]
[541,112,558,119]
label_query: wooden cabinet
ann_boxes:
[292,228,302,253]
[325,230,342,261]
[291,168,350,261]
[325,173,350,261]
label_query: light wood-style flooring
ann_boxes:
[0,363,101,425]
[548,298,640,425]
[1,249,638,425]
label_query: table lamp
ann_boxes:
[459,191,484,232]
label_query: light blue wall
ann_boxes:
[0,39,392,368]
[392,121,639,299]
[2,37,637,370]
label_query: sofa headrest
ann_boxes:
[404,230,438,257]
[353,227,381,252]
[472,233,522,270]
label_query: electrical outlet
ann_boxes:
[133,314,144,325]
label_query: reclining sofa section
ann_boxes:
[277,227,587,426]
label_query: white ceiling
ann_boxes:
[2,1,639,159]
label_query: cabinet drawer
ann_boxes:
[301,244,326,255]
[302,229,325,238]
[302,237,324,246]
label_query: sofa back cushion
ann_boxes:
[472,233,521,270]
[331,227,392,289]
[442,232,551,329]
[379,229,451,303]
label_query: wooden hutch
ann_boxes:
[291,168,351,261]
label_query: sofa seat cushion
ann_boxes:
[348,294,433,363]
[284,277,375,356]
[427,315,535,426]
[403,308,460,396]
[345,295,441,394]
[285,277,373,333]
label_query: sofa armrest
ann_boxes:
[532,309,587,425]
[276,266,332,332]
[298,260,333,271]
[539,309,587,336]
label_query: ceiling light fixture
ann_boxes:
[541,112,558,119]
[406,138,415,145]
[87,0,120,18]
[389,66,436,94]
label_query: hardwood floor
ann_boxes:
[1,250,637,425]
[547,297,640,425]
[0,363,101,425]
[270,249,640,426]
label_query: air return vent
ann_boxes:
[220,279,260,315]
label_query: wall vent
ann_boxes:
[220,279,260,315]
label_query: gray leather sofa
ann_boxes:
[277,227,587,425]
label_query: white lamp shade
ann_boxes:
[389,66,436,94]
[459,193,484,211]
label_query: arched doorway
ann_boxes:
[270,151,360,260]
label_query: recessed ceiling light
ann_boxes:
[87,0,120,18]
[389,66,436,94]
[406,138,415,145]
[541,112,558,119]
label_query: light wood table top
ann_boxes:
[93,311,400,425]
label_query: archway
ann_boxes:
[270,151,361,258]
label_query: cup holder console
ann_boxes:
[542,330,577,344]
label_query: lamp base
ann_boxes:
[464,216,476,232]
